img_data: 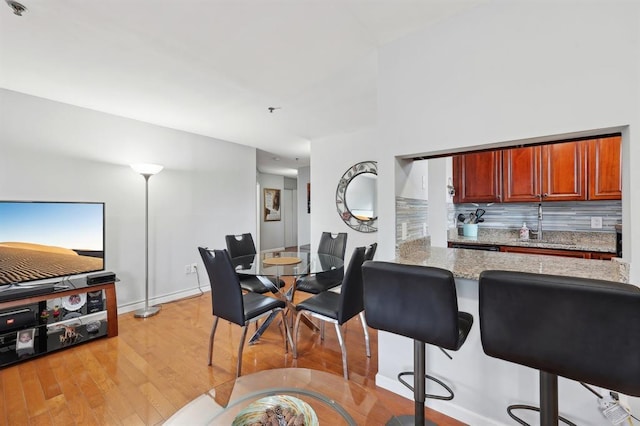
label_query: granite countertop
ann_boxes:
[448,228,616,253]
[397,239,628,283]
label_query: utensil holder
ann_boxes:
[463,224,478,237]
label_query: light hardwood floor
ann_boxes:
[0,285,467,425]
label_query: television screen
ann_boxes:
[0,201,105,285]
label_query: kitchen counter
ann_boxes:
[448,228,616,253]
[397,238,627,282]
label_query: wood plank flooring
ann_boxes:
[0,285,467,425]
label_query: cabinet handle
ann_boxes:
[542,193,548,198]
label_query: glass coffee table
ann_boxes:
[166,368,402,425]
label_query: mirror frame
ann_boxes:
[335,160,378,233]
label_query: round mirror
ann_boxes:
[336,161,377,233]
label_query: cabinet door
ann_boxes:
[453,151,502,203]
[500,246,591,258]
[541,141,587,201]
[587,136,621,200]
[502,146,541,202]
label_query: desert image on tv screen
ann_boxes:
[0,202,104,285]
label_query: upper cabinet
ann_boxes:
[502,146,541,202]
[453,136,621,204]
[587,136,622,200]
[541,141,587,201]
[453,151,502,203]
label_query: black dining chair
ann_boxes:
[364,242,377,261]
[225,233,284,294]
[294,232,348,296]
[198,247,293,377]
[292,246,370,380]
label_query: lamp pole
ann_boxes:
[131,163,163,318]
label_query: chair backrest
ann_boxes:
[337,246,367,324]
[364,242,377,261]
[362,261,463,350]
[317,232,348,259]
[198,247,245,326]
[225,233,257,258]
[479,270,640,397]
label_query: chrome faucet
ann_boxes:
[537,203,543,240]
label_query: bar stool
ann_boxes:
[362,261,473,426]
[479,270,640,426]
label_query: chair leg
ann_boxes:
[280,309,294,354]
[237,325,249,377]
[293,311,303,359]
[208,317,219,366]
[359,311,371,358]
[320,321,325,341]
[334,322,348,380]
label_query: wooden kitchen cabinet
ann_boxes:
[452,151,502,203]
[587,136,622,200]
[502,141,587,202]
[541,141,587,201]
[500,246,590,258]
[454,135,620,204]
[502,146,541,202]
[499,245,615,259]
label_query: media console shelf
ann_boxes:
[0,278,118,368]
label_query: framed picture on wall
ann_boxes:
[307,183,311,214]
[264,188,281,221]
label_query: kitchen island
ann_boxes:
[374,243,631,425]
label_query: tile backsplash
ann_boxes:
[396,196,621,246]
[453,200,621,233]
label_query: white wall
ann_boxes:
[370,2,640,424]
[0,89,257,312]
[257,172,285,251]
[310,128,378,260]
[377,1,640,266]
[297,166,310,246]
[396,158,428,200]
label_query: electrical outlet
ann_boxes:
[190,263,197,274]
[184,264,191,275]
[591,217,603,229]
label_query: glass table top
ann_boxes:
[232,251,343,278]
[166,368,403,425]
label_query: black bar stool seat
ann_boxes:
[363,261,473,426]
[479,270,640,426]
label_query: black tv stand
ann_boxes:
[0,278,119,369]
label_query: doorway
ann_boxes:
[284,189,298,249]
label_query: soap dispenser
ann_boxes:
[519,222,529,240]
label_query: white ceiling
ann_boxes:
[0,0,481,177]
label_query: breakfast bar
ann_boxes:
[374,243,630,426]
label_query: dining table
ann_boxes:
[231,250,344,344]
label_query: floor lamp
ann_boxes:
[131,163,163,318]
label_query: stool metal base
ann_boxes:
[386,415,437,426]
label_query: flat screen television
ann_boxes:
[0,201,105,286]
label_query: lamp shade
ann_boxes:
[130,163,163,176]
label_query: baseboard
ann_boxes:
[261,247,286,253]
[375,373,507,426]
[117,285,211,315]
